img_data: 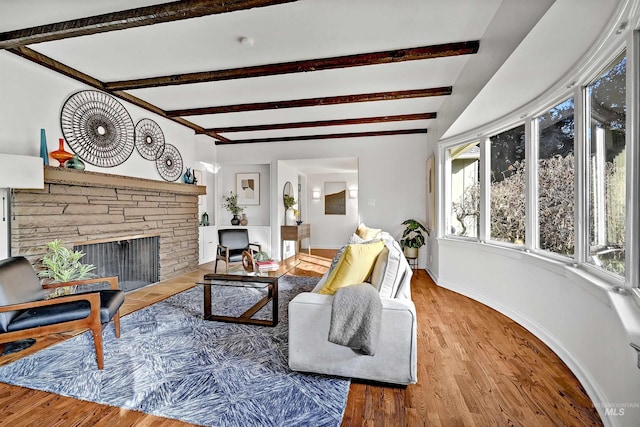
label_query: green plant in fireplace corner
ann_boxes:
[38,239,96,297]
[38,239,96,283]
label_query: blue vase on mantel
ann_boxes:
[39,128,49,166]
[183,168,195,184]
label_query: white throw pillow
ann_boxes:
[377,236,403,299]
[369,246,389,290]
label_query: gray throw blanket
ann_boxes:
[328,283,382,356]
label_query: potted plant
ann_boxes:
[283,195,297,225]
[222,191,244,225]
[38,239,96,297]
[283,195,296,210]
[400,219,429,258]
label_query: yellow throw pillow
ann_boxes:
[356,223,382,241]
[318,240,385,295]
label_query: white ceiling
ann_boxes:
[0,0,626,145]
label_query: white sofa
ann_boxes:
[288,232,418,385]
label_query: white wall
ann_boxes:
[276,161,300,260]
[0,189,8,259]
[217,135,429,264]
[194,135,218,225]
[437,239,640,426]
[0,51,201,182]
[216,163,270,227]
[306,172,358,248]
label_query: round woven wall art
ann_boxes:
[135,118,165,160]
[60,90,135,167]
[155,143,183,182]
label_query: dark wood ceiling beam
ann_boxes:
[201,112,437,133]
[7,46,230,143]
[168,87,452,116]
[104,41,479,91]
[0,0,296,49]
[215,128,427,145]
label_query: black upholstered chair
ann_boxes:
[0,256,124,369]
[215,229,261,273]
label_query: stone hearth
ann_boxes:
[11,166,205,282]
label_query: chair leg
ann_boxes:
[214,259,219,273]
[113,311,121,338]
[91,324,104,370]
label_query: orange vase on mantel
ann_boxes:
[50,138,74,167]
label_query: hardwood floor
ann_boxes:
[0,251,602,426]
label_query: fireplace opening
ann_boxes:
[74,235,160,292]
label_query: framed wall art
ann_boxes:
[426,155,435,231]
[324,182,346,215]
[236,173,260,205]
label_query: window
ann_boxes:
[448,142,480,237]
[587,52,626,276]
[489,125,526,244]
[537,98,575,256]
[440,46,633,287]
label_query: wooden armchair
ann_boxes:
[215,228,261,273]
[0,256,124,369]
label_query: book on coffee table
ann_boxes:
[256,260,279,271]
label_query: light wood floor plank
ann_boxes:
[0,253,601,426]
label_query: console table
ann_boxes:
[281,224,311,257]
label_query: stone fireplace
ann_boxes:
[11,166,205,284]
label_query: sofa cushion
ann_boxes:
[369,246,389,290]
[348,233,381,245]
[7,300,91,332]
[318,240,385,295]
[377,235,404,299]
[74,290,125,323]
[355,223,381,241]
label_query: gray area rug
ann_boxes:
[0,276,350,426]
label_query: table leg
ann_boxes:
[204,285,211,318]
[272,279,278,327]
[201,280,278,326]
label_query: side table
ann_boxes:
[281,224,311,257]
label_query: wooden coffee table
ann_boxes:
[198,259,299,327]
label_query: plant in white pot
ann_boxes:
[283,195,297,225]
[400,219,429,258]
[38,239,96,297]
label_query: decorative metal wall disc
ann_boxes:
[60,90,135,167]
[135,118,165,160]
[156,143,183,181]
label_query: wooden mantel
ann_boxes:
[44,166,206,195]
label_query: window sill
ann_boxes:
[608,289,640,369]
